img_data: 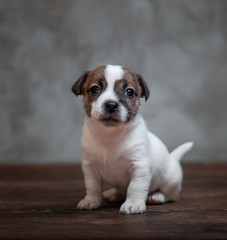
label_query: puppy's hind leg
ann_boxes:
[147,191,166,205]
[147,183,181,205]
[103,188,125,203]
[147,152,184,205]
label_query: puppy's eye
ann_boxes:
[124,88,135,98]
[90,85,101,95]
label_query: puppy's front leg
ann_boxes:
[120,167,151,214]
[77,160,102,210]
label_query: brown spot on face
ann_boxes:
[114,67,145,122]
[78,65,107,116]
[123,67,150,101]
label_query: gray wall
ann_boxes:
[1,0,227,163]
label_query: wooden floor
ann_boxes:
[0,163,226,240]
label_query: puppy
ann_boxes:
[72,65,193,214]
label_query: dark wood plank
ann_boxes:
[0,163,226,240]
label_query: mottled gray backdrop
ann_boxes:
[1,0,227,163]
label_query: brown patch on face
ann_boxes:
[82,65,107,117]
[114,68,142,122]
[72,65,107,117]
[123,67,150,101]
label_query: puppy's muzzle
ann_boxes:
[104,101,119,113]
[100,100,124,126]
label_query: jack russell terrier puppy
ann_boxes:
[72,65,193,214]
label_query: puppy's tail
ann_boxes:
[170,142,194,162]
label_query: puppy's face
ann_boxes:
[72,65,149,126]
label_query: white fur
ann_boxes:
[77,65,193,214]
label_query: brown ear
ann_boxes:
[137,74,150,101]
[72,71,89,96]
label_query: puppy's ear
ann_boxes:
[72,71,89,96]
[137,74,150,101]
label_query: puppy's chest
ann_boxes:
[96,150,131,191]
[83,139,131,190]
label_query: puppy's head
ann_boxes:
[72,65,149,126]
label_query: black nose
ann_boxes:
[104,101,119,113]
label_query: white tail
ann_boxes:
[170,142,194,161]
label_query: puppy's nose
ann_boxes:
[104,101,119,113]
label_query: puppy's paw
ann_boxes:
[77,198,101,210]
[119,200,146,214]
[147,192,165,205]
[103,188,125,203]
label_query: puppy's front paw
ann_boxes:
[120,200,146,214]
[77,198,101,210]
